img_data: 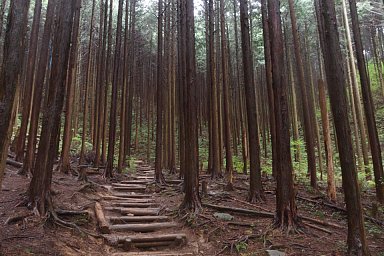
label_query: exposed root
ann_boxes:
[248,190,266,203]
[47,199,100,238]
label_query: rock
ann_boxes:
[266,250,286,256]
[213,212,234,221]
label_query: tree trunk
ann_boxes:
[288,0,317,188]
[106,0,124,178]
[348,0,384,203]
[28,0,75,215]
[268,0,298,231]
[60,0,81,174]
[0,0,30,185]
[316,0,369,254]
[14,0,42,163]
[179,0,201,212]
[239,0,264,202]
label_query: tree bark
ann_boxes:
[268,0,298,231]
[348,0,384,203]
[239,0,264,202]
[0,0,30,185]
[28,0,75,215]
[316,0,370,254]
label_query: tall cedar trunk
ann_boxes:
[28,0,75,215]
[261,0,277,177]
[102,0,113,164]
[208,0,221,179]
[219,0,233,189]
[342,0,370,177]
[105,0,123,178]
[268,0,298,231]
[94,0,107,167]
[124,0,136,165]
[239,0,264,202]
[316,0,370,254]
[0,0,30,185]
[318,79,336,201]
[0,0,8,42]
[288,0,317,188]
[60,0,81,174]
[118,0,129,172]
[79,0,95,172]
[22,0,57,175]
[14,0,42,163]
[348,0,384,203]
[179,0,201,212]
[155,0,165,183]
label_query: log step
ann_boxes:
[112,252,193,256]
[95,202,110,234]
[132,176,153,180]
[120,180,151,185]
[104,207,160,216]
[108,215,169,224]
[112,183,148,188]
[110,222,178,232]
[103,196,154,203]
[113,186,146,192]
[111,202,158,208]
[111,193,152,198]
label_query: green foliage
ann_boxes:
[235,241,248,253]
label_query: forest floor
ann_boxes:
[1,158,384,255]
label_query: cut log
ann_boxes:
[104,207,160,216]
[104,233,187,244]
[95,202,110,234]
[103,196,154,203]
[166,179,183,185]
[113,186,146,192]
[111,202,158,208]
[108,215,169,224]
[120,180,151,185]
[111,193,152,198]
[202,203,274,218]
[112,252,193,256]
[112,183,147,188]
[6,158,23,168]
[133,176,153,180]
[110,222,178,232]
[124,240,174,250]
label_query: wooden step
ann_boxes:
[112,252,193,256]
[104,234,187,252]
[132,176,153,180]
[103,196,154,203]
[113,186,146,192]
[120,180,151,185]
[112,183,147,189]
[111,193,152,198]
[105,207,160,216]
[109,222,178,232]
[108,215,169,224]
[111,202,158,208]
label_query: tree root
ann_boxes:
[47,200,100,238]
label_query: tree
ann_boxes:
[105,0,124,178]
[268,0,298,231]
[28,0,75,215]
[239,0,264,202]
[288,0,317,188]
[155,0,166,184]
[316,0,369,253]
[22,0,57,176]
[348,0,384,204]
[0,0,30,186]
[179,0,201,212]
[14,0,42,163]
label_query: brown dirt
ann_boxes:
[1,162,383,256]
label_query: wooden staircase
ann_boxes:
[96,161,192,256]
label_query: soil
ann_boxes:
[1,162,383,256]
